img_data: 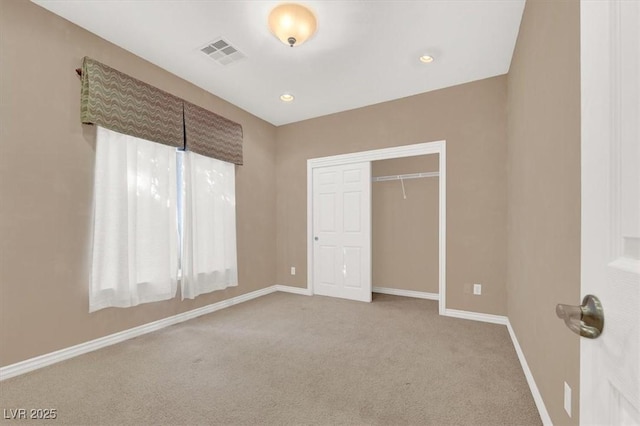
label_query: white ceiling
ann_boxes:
[32,0,525,126]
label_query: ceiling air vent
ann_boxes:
[200,38,245,66]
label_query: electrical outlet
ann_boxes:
[290,266,296,276]
[564,382,572,417]
[473,284,482,295]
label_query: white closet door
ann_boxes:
[312,162,371,302]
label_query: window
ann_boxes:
[90,127,237,312]
[179,150,238,299]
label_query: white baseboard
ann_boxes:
[0,286,279,381]
[442,311,551,424]
[0,282,555,426]
[444,308,508,325]
[372,286,439,300]
[274,284,313,296]
[506,320,552,426]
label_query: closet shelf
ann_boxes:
[372,172,439,182]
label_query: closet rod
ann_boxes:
[372,171,439,182]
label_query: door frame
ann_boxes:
[307,140,447,314]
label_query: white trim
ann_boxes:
[308,141,444,168]
[443,308,508,325]
[439,144,447,315]
[441,310,552,424]
[0,286,278,381]
[506,320,553,426]
[307,141,447,314]
[274,284,313,296]
[0,282,553,426]
[372,287,439,300]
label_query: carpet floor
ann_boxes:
[0,293,541,425]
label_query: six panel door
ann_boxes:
[312,162,371,302]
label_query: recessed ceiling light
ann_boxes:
[280,93,294,102]
[419,55,434,63]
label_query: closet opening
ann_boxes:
[306,141,447,314]
[371,154,440,301]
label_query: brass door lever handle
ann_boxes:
[556,294,604,339]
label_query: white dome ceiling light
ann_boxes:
[268,3,317,47]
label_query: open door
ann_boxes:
[312,162,371,302]
[580,0,640,423]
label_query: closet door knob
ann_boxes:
[314,236,319,241]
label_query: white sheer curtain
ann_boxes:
[180,151,238,299]
[90,126,179,312]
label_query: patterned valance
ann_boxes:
[184,102,243,165]
[81,57,184,148]
[80,57,244,164]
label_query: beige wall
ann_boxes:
[372,155,439,293]
[0,0,277,367]
[1,13,583,426]
[506,0,581,424]
[276,76,508,315]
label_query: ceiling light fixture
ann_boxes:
[268,3,317,47]
[280,93,295,102]
[419,55,434,63]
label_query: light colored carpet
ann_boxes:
[0,293,541,425]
